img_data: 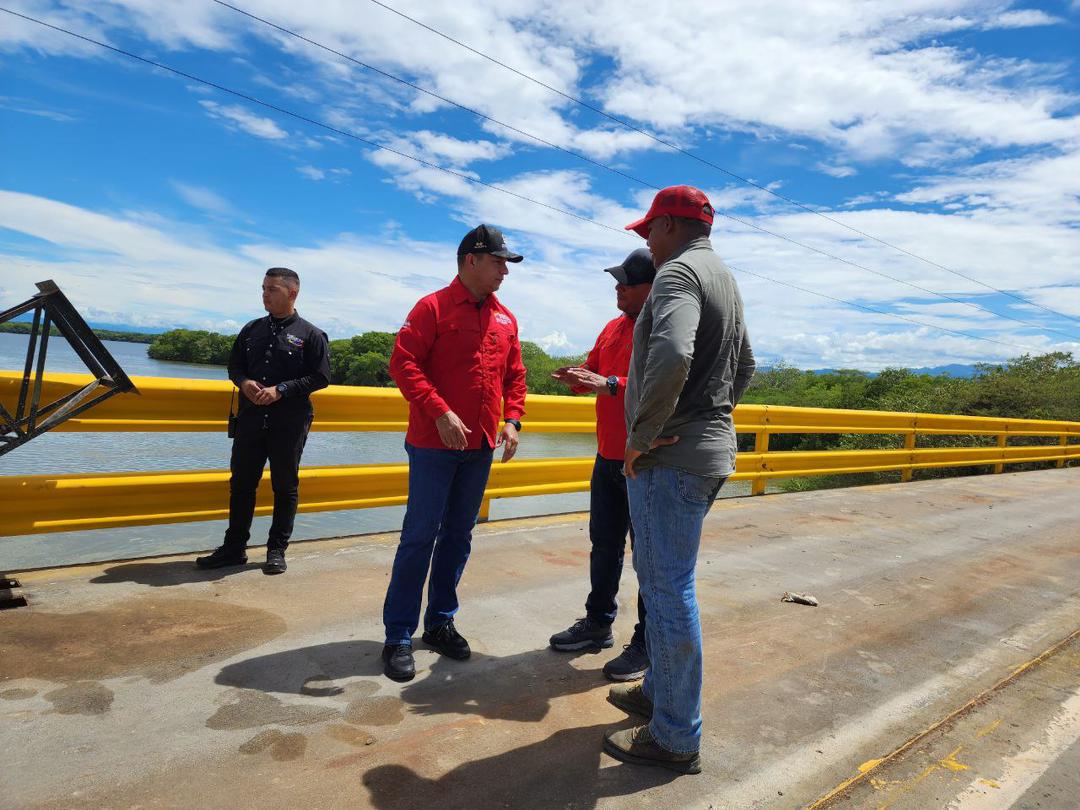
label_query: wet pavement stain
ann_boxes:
[326,723,376,746]
[238,729,307,761]
[343,695,404,726]
[0,597,287,683]
[539,551,579,568]
[43,681,113,715]
[206,690,339,730]
[0,687,38,700]
[331,681,380,704]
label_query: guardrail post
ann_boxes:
[477,497,492,523]
[901,432,916,482]
[1058,435,1068,468]
[994,433,1007,474]
[752,430,768,496]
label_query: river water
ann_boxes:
[0,332,750,569]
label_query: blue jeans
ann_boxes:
[627,464,724,754]
[383,441,494,646]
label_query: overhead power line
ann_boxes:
[364,0,1080,327]
[214,0,1080,343]
[0,6,1058,357]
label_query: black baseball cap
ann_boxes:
[457,224,523,263]
[604,248,656,286]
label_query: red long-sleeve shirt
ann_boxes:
[390,277,527,450]
[573,314,635,461]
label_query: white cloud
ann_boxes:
[3,2,1079,370]
[815,162,857,178]
[2,186,1078,371]
[170,181,236,217]
[537,331,572,353]
[380,130,511,169]
[984,9,1063,29]
[296,165,351,182]
[7,0,1079,167]
[198,99,288,141]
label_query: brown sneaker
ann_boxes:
[607,683,653,719]
[602,725,701,774]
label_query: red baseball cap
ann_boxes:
[625,185,714,238]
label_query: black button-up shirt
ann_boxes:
[228,312,330,418]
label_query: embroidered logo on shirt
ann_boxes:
[285,333,304,348]
[494,313,512,326]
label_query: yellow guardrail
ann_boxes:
[1,371,1077,536]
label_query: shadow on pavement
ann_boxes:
[361,722,678,809]
[216,639,388,693]
[89,559,255,587]
[216,640,610,723]
[400,645,603,722]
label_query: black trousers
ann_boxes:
[585,454,647,645]
[224,408,312,552]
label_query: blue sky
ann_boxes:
[1,0,1079,369]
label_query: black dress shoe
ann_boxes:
[263,549,287,575]
[195,546,247,569]
[422,620,471,660]
[382,643,415,682]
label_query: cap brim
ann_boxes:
[492,249,524,263]
[624,216,650,238]
[604,265,630,285]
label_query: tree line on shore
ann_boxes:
[143,328,1078,423]
[737,352,1078,489]
[145,328,586,395]
[0,321,155,344]
[14,322,1075,490]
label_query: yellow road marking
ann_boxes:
[805,628,1080,809]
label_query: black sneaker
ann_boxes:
[263,549,287,575]
[603,639,649,681]
[422,621,471,660]
[549,617,614,652]
[382,643,415,682]
[195,546,247,569]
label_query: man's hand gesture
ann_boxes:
[551,366,609,394]
[623,436,680,478]
[436,410,471,450]
[497,421,519,463]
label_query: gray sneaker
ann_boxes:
[607,682,653,719]
[603,640,649,681]
[549,617,614,651]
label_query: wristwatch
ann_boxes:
[606,375,619,396]
[275,383,288,397]
[505,418,522,432]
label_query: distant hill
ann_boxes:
[802,364,979,378]
[907,364,979,378]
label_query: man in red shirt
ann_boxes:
[381,224,527,682]
[548,248,655,682]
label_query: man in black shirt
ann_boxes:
[196,267,330,575]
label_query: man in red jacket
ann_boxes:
[548,248,655,682]
[381,224,528,682]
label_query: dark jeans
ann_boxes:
[223,408,312,553]
[585,454,646,645]
[383,441,494,645]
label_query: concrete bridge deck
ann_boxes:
[2,468,1078,809]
